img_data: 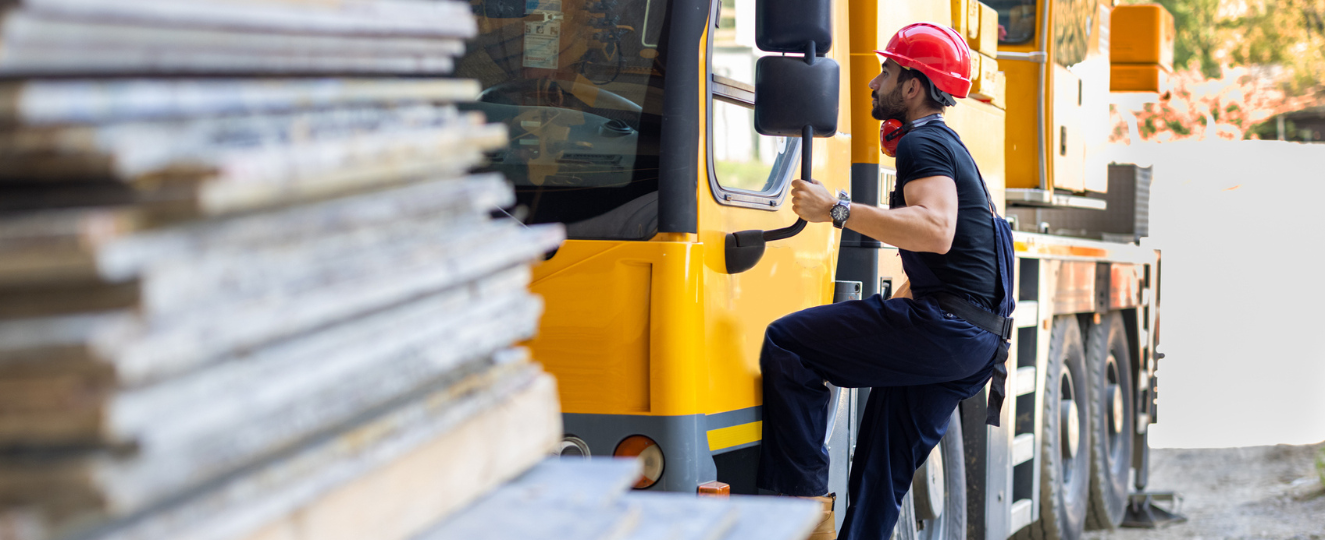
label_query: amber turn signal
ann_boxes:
[614,435,665,489]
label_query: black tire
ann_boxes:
[912,408,966,540]
[1085,312,1134,530]
[1013,316,1091,540]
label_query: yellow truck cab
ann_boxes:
[456,0,1172,537]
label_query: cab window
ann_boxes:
[456,0,674,240]
[708,0,799,205]
[989,0,1037,44]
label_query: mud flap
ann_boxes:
[1120,492,1187,528]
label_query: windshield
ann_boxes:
[988,0,1037,45]
[457,0,671,240]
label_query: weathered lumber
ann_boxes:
[617,493,738,540]
[0,173,517,286]
[19,359,560,540]
[415,458,646,540]
[0,267,538,446]
[0,222,562,388]
[16,0,478,39]
[0,112,506,219]
[0,204,525,319]
[0,79,481,127]
[719,496,821,540]
[0,105,464,163]
[0,13,467,61]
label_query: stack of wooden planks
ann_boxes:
[0,1,568,539]
[0,1,826,539]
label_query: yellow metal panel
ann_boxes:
[975,3,999,56]
[878,0,953,42]
[1110,4,1174,71]
[1002,58,1042,189]
[947,98,1008,215]
[968,0,982,40]
[951,0,970,38]
[970,53,1004,107]
[707,421,763,451]
[850,0,882,164]
[530,241,705,416]
[1110,64,1166,93]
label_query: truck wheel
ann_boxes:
[1014,316,1091,540]
[891,491,917,540]
[911,408,966,540]
[1084,312,1134,529]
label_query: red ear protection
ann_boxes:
[880,118,905,158]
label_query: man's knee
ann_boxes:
[761,315,803,374]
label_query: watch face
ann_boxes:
[831,204,849,222]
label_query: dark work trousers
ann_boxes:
[754,294,1002,539]
[756,121,1015,539]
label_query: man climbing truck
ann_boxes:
[757,23,1016,540]
[456,0,1174,538]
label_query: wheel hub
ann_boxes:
[926,446,944,519]
[1108,354,1125,437]
[1062,398,1080,460]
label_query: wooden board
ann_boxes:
[0,79,481,127]
[0,173,517,286]
[415,457,646,540]
[719,496,821,540]
[618,493,738,540]
[0,114,506,219]
[0,222,561,387]
[16,0,478,39]
[0,270,539,449]
[21,361,560,540]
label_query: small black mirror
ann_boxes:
[753,56,840,138]
[756,0,832,55]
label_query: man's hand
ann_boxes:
[790,178,837,223]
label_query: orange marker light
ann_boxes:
[698,481,730,497]
[614,435,665,489]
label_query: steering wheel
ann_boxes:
[478,78,643,114]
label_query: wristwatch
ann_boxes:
[830,190,851,229]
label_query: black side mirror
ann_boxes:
[724,0,840,275]
[755,0,832,55]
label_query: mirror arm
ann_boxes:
[724,39,830,274]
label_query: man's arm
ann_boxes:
[789,176,959,254]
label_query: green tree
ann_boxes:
[1149,0,1222,78]
[1223,0,1325,95]
[1134,0,1325,92]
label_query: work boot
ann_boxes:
[802,493,836,540]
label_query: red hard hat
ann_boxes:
[874,22,972,99]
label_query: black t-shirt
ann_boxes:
[892,121,999,310]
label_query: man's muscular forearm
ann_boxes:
[789,176,958,254]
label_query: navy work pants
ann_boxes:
[755,293,1001,540]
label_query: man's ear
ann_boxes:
[904,77,921,101]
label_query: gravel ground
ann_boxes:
[1083,443,1325,540]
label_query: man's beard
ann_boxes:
[871,85,908,122]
